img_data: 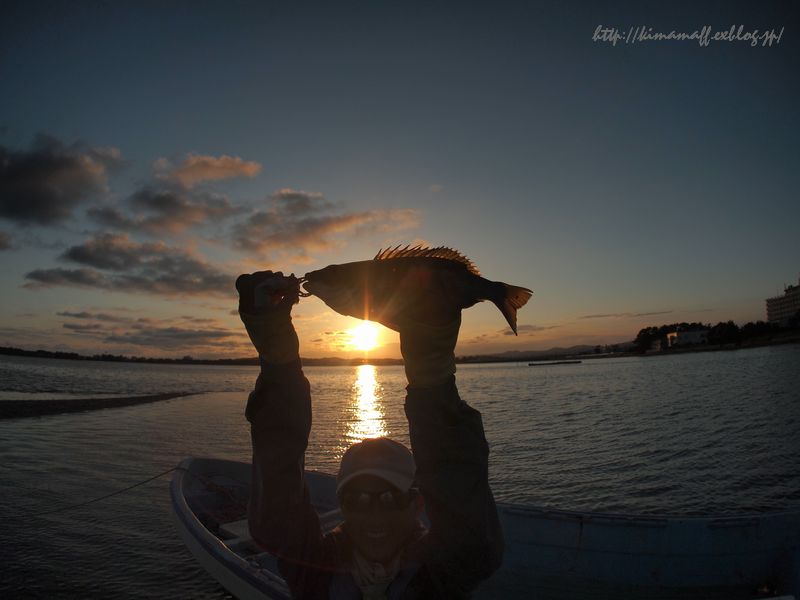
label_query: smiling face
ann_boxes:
[340,475,421,565]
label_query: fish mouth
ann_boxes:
[301,275,344,297]
[301,278,345,304]
[299,277,312,295]
[300,278,323,296]
[300,269,330,295]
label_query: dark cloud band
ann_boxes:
[88,185,242,234]
[579,310,674,320]
[233,188,418,257]
[25,233,232,296]
[0,134,122,225]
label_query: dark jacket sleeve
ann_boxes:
[246,359,333,598]
[404,376,504,595]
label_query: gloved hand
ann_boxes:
[386,266,462,387]
[236,271,300,365]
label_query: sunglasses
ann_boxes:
[340,488,418,513]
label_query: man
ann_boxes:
[237,270,503,599]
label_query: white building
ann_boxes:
[766,278,800,326]
[666,329,708,347]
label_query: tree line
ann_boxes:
[633,318,796,354]
[0,346,404,366]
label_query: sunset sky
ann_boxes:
[1,1,797,359]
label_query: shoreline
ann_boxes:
[0,391,198,420]
[1,336,798,371]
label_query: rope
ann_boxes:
[17,465,185,517]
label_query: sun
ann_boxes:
[347,321,380,352]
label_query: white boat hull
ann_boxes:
[171,457,800,599]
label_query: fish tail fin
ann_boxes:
[492,283,533,335]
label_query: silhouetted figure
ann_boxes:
[237,270,503,598]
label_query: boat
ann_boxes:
[528,360,582,366]
[171,457,800,599]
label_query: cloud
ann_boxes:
[179,315,217,324]
[25,267,107,288]
[313,329,354,350]
[63,322,104,332]
[0,134,122,225]
[154,153,261,187]
[233,188,419,258]
[61,232,150,270]
[0,325,74,345]
[502,324,560,336]
[54,310,247,352]
[0,231,11,250]
[428,184,444,193]
[88,185,241,234]
[517,324,555,333]
[85,206,133,230]
[465,323,559,343]
[130,187,240,230]
[466,333,491,344]
[104,325,241,349]
[24,232,232,296]
[57,310,131,323]
[578,310,674,320]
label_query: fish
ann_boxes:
[300,245,533,334]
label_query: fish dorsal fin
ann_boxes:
[374,245,480,276]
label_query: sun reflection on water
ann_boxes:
[346,364,388,444]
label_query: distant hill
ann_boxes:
[0,342,635,367]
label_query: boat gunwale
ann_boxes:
[181,457,800,525]
[174,457,800,597]
[170,457,290,599]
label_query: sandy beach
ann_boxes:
[0,392,197,420]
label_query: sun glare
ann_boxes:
[346,365,388,444]
[347,321,380,352]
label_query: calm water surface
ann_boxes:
[1,345,799,598]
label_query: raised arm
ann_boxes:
[237,271,329,596]
[384,269,505,594]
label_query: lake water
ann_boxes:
[1,345,799,598]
